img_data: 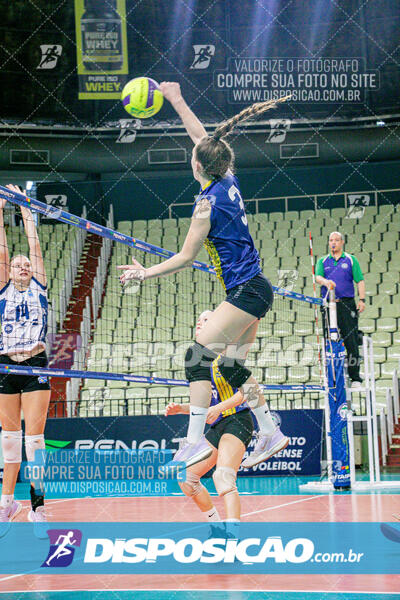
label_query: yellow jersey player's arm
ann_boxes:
[160,82,207,145]
[144,198,211,280]
[215,389,245,413]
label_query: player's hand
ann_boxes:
[117,257,147,285]
[357,300,366,313]
[206,405,221,424]
[159,82,182,105]
[165,402,182,416]
[3,184,25,210]
[326,279,336,289]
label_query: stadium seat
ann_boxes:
[359,318,375,334]
[269,212,284,224]
[381,362,398,379]
[169,387,190,402]
[364,303,380,319]
[377,318,397,333]
[389,346,400,360]
[283,211,298,221]
[265,368,286,384]
[378,204,393,216]
[273,322,292,337]
[293,321,314,336]
[299,209,315,222]
[372,347,386,363]
[379,281,398,296]
[288,367,309,383]
[372,332,392,347]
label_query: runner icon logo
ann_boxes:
[41,529,82,568]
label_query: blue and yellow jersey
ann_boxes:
[194,173,261,291]
[209,355,249,426]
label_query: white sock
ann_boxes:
[252,405,276,436]
[1,494,14,509]
[204,506,221,522]
[187,406,208,444]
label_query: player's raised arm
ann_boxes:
[160,82,207,145]
[0,195,10,289]
[7,185,47,288]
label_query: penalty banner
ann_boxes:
[40,409,323,480]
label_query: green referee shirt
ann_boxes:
[316,252,364,299]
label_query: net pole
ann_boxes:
[347,406,357,487]
[328,288,339,342]
[309,231,333,482]
[321,344,333,484]
[363,335,375,483]
[308,232,323,383]
[368,336,381,483]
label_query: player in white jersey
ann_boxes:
[0,184,50,535]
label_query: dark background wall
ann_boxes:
[37,159,400,222]
[1,0,400,124]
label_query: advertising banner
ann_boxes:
[74,0,129,99]
[0,522,399,575]
[41,409,323,479]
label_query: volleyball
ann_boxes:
[121,77,163,119]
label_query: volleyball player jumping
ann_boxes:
[119,82,289,468]
[165,310,254,529]
[0,185,50,533]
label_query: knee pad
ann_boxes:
[212,466,237,497]
[1,430,22,464]
[185,342,216,382]
[25,434,45,463]
[217,356,251,389]
[179,471,204,497]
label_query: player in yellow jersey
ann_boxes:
[165,310,286,527]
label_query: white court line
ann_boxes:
[18,497,76,511]
[242,494,321,517]
[0,573,25,583]
[20,494,322,515]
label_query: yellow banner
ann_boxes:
[74,0,128,99]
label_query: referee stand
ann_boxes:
[300,290,400,492]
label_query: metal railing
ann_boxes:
[58,206,87,326]
[66,205,114,416]
[168,186,400,218]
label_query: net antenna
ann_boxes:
[309,231,323,383]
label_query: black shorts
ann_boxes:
[206,408,254,450]
[225,273,273,319]
[0,352,51,395]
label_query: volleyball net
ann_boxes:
[0,185,324,418]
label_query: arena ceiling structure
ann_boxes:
[0,0,399,173]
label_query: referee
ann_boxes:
[316,231,366,388]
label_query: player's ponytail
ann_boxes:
[213,95,290,141]
[195,95,290,180]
